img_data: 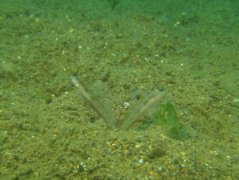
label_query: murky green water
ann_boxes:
[1,0,239,179]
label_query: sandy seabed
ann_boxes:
[0,0,239,179]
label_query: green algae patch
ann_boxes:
[153,102,190,141]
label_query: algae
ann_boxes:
[153,102,190,141]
